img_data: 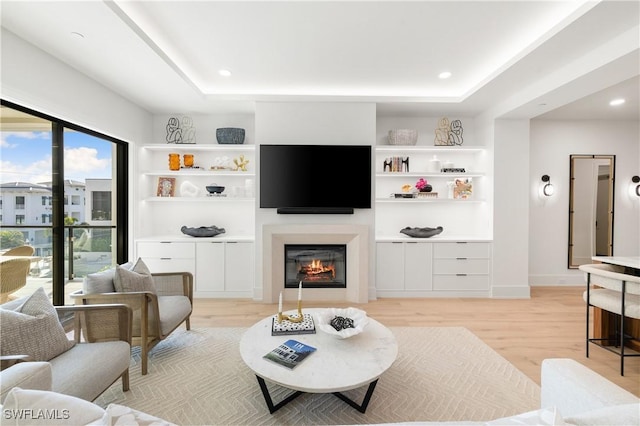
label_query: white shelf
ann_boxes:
[144,196,254,202]
[375,145,485,152]
[142,144,255,152]
[376,172,484,178]
[376,198,485,203]
[142,170,255,177]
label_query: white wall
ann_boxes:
[254,102,377,300]
[529,120,640,285]
[492,119,531,298]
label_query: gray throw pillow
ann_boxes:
[83,261,133,294]
[0,287,75,361]
[114,258,156,293]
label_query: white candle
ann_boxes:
[278,291,283,313]
[298,281,302,301]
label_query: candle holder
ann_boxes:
[278,300,304,323]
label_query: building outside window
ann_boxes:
[15,196,25,210]
[15,214,25,224]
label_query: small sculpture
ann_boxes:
[233,155,250,171]
[180,225,226,238]
[400,226,443,238]
[448,119,464,145]
[166,116,196,144]
[434,117,450,146]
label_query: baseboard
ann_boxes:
[529,273,584,286]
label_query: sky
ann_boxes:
[0,130,113,184]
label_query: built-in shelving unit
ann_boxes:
[136,142,256,298]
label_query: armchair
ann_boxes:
[1,296,132,403]
[71,271,193,375]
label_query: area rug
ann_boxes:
[94,327,539,425]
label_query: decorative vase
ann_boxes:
[420,184,433,193]
[168,153,180,171]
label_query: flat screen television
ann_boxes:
[260,144,372,214]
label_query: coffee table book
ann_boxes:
[271,313,316,336]
[263,339,317,370]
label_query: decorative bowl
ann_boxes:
[315,307,369,339]
[388,129,418,145]
[216,128,245,144]
[206,185,225,194]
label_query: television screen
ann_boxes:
[260,144,372,211]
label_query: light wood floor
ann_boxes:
[191,286,639,397]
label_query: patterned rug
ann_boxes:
[94,327,539,425]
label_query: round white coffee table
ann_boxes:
[239,308,398,413]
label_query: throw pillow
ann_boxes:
[563,403,640,426]
[114,258,156,293]
[88,403,177,426]
[1,387,105,425]
[82,261,133,294]
[0,288,75,361]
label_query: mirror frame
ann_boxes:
[568,154,615,269]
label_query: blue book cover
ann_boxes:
[263,339,317,369]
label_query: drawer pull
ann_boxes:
[160,242,172,244]
[160,257,172,260]
[456,273,468,276]
[456,242,468,244]
[456,257,468,260]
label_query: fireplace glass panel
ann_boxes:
[284,244,347,288]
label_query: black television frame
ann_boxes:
[259,144,372,214]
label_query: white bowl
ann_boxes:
[315,307,369,339]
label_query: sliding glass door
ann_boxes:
[0,101,128,305]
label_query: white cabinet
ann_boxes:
[136,239,254,298]
[375,242,433,295]
[137,241,196,275]
[376,240,491,297]
[195,242,225,293]
[224,242,254,293]
[432,242,491,292]
[375,242,405,291]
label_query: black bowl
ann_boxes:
[206,185,225,194]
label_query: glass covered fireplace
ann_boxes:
[284,244,347,288]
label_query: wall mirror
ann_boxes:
[568,154,615,268]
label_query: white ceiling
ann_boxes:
[1,1,638,120]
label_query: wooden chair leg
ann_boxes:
[186,317,191,331]
[122,370,130,392]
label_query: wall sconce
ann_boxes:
[541,175,554,197]
[630,175,640,198]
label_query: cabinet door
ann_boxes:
[225,242,254,291]
[404,242,432,290]
[376,242,404,290]
[195,242,225,292]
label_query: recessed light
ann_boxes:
[438,71,452,79]
[609,98,625,106]
[218,69,232,77]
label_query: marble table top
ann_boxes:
[592,256,640,270]
[239,308,398,393]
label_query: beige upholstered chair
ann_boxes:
[2,245,35,257]
[0,258,31,303]
[71,271,193,375]
[579,263,640,376]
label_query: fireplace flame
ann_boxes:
[299,259,336,280]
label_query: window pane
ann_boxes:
[0,105,53,301]
[62,129,116,301]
